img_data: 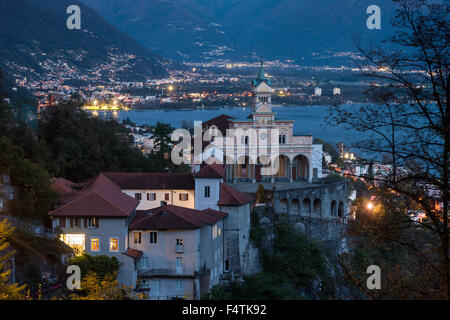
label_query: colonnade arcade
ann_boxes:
[224,154,310,183]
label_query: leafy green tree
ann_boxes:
[69,253,120,281]
[255,184,266,204]
[148,121,190,173]
[70,271,129,300]
[38,102,153,181]
[0,93,58,221]
[313,138,343,166]
[0,220,27,300]
[263,221,327,288]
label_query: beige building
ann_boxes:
[103,172,195,210]
[202,59,323,184]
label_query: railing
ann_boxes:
[0,215,56,239]
[139,261,196,277]
[175,244,184,253]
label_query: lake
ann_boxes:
[118,104,362,146]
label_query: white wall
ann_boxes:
[55,217,136,287]
[130,229,199,299]
[121,189,195,210]
[194,178,221,211]
[312,144,323,180]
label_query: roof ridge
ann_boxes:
[50,185,96,215]
[165,206,205,227]
[93,187,135,217]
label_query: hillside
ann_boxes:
[0,0,168,82]
[80,0,396,64]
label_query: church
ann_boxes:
[199,59,349,218]
[201,58,323,184]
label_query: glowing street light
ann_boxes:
[367,202,374,210]
[168,85,174,92]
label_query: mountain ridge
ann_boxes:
[80,0,396,64]
[0,0,169,82]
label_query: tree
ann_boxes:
[70,271,129,300]
[0,90,58,222]
[69,253,120,281]
[38,102,153,181]
[148,121,190,173]
[328,0,449,298]
[255,184,267,204]
[340,188,442,299]
[0,220,27,299]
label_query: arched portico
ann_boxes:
[292,155,309,182]
[290,198,300,214]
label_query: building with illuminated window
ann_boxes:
[49,167,254,296]
[201,59,324,184]
[49,174,139,287]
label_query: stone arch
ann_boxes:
[313,198,322,217]
[292,154,309,181]
[273,155,290,179]
[331,200,337,217]
[338,201,344,217]
[290,198,300,215]
[302,198,311,216]
[280,198,289,213]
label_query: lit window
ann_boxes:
[109,238,119,252]
[134,232,141,244]
[90,238,100,252]
[176,239,183,246]
[149,232,158,244]
[147,193,156,201]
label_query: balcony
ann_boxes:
[175,244,184,254]
[139,266,195,278]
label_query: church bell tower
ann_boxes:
[251,57,274,113]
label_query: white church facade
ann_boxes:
[201,59,323,184]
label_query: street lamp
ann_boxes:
[367,201,374,210]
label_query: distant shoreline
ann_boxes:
[130,102,356,112]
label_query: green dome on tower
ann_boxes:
[252,57,272,87]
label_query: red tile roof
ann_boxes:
[103,172,195,190]
[49,174,139,218]
[123,248,143,259]
[218,183,253,206]
[129,205,227,230]
[194,164,225,179]
[203,114,234,134]
[51,177,75,194]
